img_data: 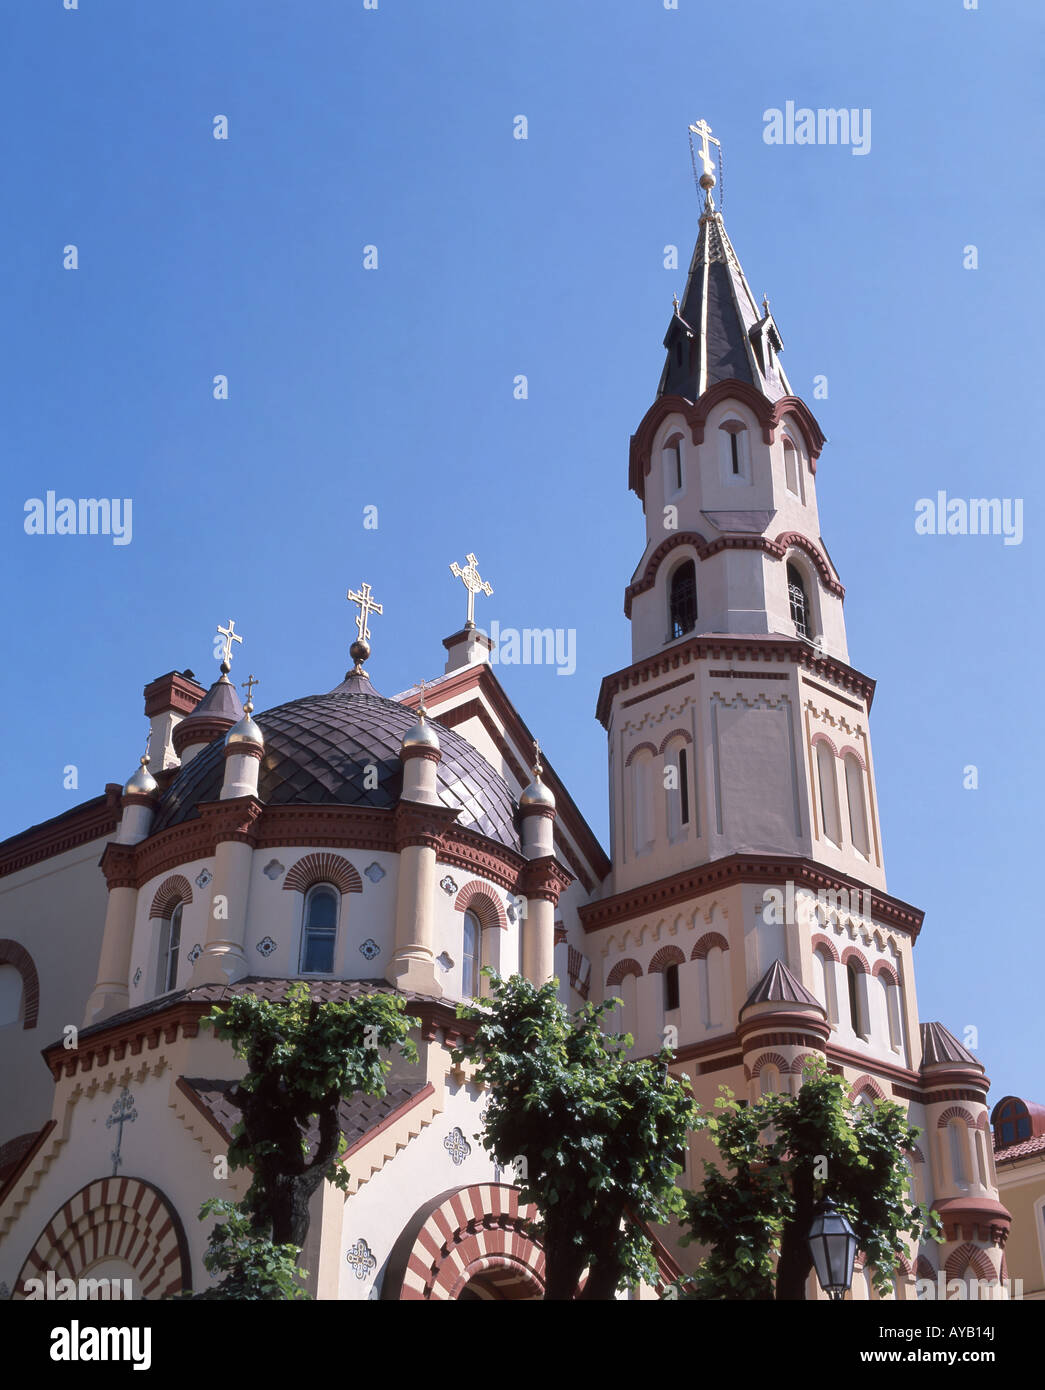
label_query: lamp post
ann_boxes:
[808,1198,859,1302]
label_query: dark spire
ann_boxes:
[659,196,791,404]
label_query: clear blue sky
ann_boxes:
[1,2,1041,1097]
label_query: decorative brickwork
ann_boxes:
[283,852,363,896]
[0,940,39,1030]
[148,874,193,919]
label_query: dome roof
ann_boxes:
[152,690,521,851]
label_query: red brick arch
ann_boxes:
[849,1074,887,1102]
[811,732,839,756]
[148,874,193,919]
[13,1176,190,1300]
[774,532,842,595]
[0,939,39,1029]
[658,729,694,754]
[811,934,840,963]
[840,946,870,974]
[606,958,643,986]
[750,1052,789,1078]
[383,1184,544,1301]
[283,853,362,896]
[455,881,508,930]
[871,960,899,986]
[944,1243,996,1282]
[837,745,867,770]
[790,1052,822,1076]
[916,1254,935,1280]
[936,1106,976,1129]
[691,932,729,960]
[624,742,658,767]
[648,945,685,974]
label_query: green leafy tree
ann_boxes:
[190,1199,312,1300]
[200,982,419,1262]
[681,1059,941,1300]
[453,970,697,1300]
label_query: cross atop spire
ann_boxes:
[688,118,720,210]
[449,552,493,630]
[215,618,243,673]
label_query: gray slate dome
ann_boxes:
[152,690,521,851]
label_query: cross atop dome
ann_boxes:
[346,581,382,675]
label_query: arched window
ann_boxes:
[787,562,811,639]
[663,435,684,495]
[664,962,680,1012]
[700,945,726,1028]
[462,910,481,998]
[846,961,865,1036]
[664,740,692,842]
[843,755,870,856]
[300,884,338,973]
[783,437,800,497]
[816,742,841,844]
[949,1119,968,1188]
[631,750,654,855]
[813,947,838,1025]
[156,902,183,994]
[0,964,24,1026]
[759,1065,781,1096]
[669,561,697,640]
[719,420,749,482]
[994,1099,1032,1148]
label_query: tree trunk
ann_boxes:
[776,1166,815,1300]
[577,1222,625,1300]
[542,1223,586,1301]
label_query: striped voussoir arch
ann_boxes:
[13,1176,190,1300]
[385,1183,544,1301]
[283,852,362,895]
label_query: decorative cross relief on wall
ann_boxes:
[262,860,284,881]
[440,875,459,896]
[359,938,380,962]
[444,1127,471,1166]
[346,1238,377,1281]
[195,867,213,888]
[256,937,277,957]
[364,862,385,883]
[106,1088,137,1177]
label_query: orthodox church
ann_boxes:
[0,130,1013,1301]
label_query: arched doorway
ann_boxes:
[383,1183,545,1300]
[13,1176,190,1300]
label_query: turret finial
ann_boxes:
[688,118,721,212]
[346,581,383,673]
[215,618,243,676]
[449,552,493,630]
[241,673,259,715]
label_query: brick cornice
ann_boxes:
[596,636,875,727]
[738,1011,831,1048]
[579,854,923,938]
[143,670,206,719]
[223,742,263,762]
[172,717,237,757]
[0,786,122,880]
[436,827,527,894]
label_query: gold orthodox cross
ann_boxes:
[532,738,543,778]
[346,582,383,644]
[449,552,493,628]
[242,673,259,707]
[688,118,720,177]
[216,618,243,668]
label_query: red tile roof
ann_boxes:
[995,1133,1045,1164]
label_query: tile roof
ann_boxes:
[71,976,446,1048]
[181,1075,429,1152]
[180,673,244,725]
[994,1133,1045,1164]
[920,1021,983,1070]
[152,689,521,850]
[742,959,822,1010]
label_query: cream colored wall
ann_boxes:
[629,404,848,665]
[995,1161,1045,1298]
[0,837,112,1146]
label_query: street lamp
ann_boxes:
[807,1197,859,1301]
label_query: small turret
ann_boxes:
[221,675,264,801]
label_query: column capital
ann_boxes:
[517,855,572,906]
[197,797,264,846]
[99,841,140,891]
[393,801,460,852]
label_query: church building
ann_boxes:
[0,129,1013,1301]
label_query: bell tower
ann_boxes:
[600,124,880,898]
